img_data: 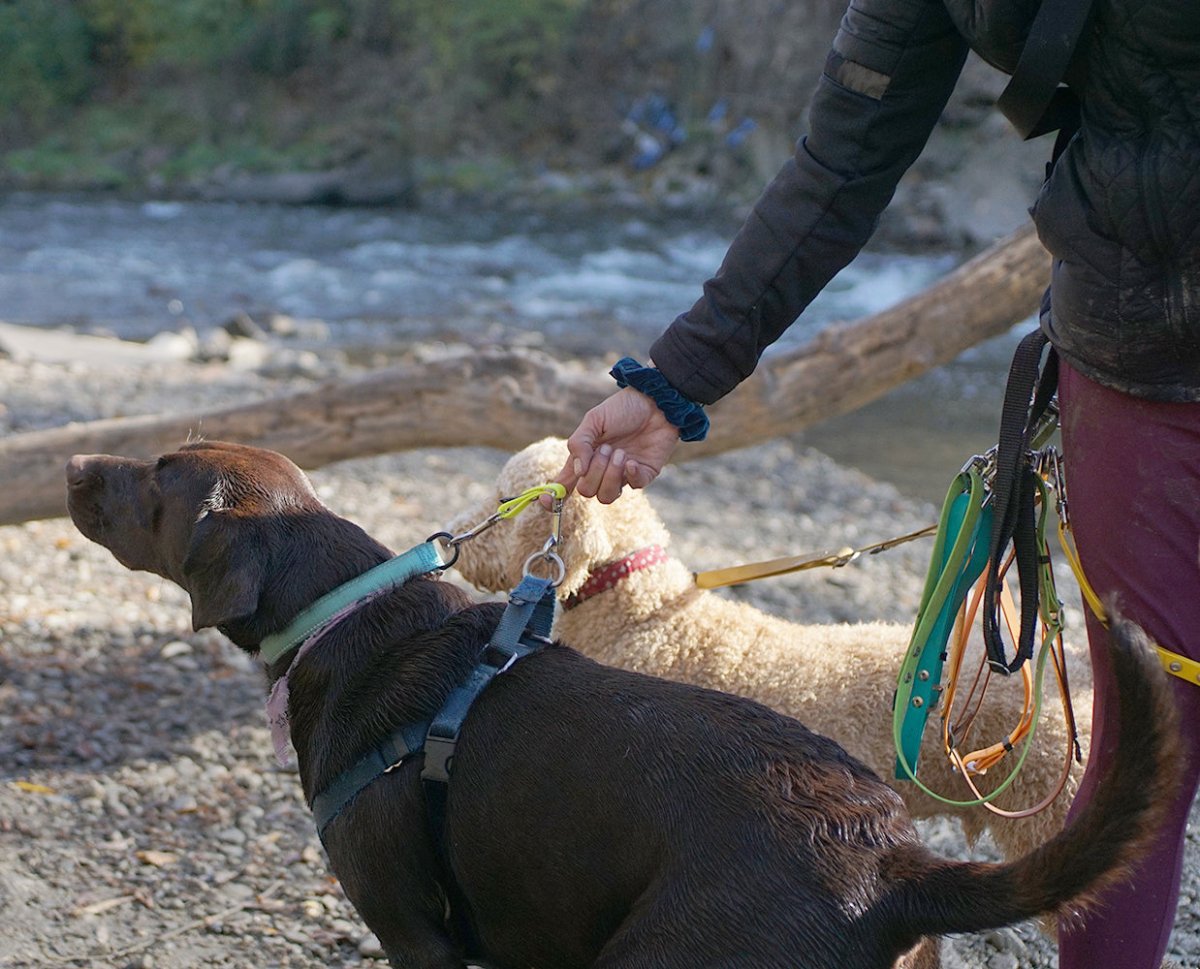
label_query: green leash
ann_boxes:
[893,465,1068,808]
[894,465,992,780]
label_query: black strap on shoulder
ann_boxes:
[997,0,1094,140]
[420,573,556,952]
[421,573,556,788]
[308,572,556,956]
[311,719,430,837]
[981,325,1058,674]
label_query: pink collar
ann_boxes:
[562,545,669,610]
[264,592,383,766]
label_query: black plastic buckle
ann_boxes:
[422,731,457,785]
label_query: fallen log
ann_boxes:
[0,224,1048,526]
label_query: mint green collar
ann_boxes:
[259,541,445,666]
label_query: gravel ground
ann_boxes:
[1,345,1196,968]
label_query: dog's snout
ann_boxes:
[66,454,104,490]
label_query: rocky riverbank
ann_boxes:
[1,338,1197,968]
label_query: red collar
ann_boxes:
[562,546,669,610]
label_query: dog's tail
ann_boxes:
[878,614,1181,947]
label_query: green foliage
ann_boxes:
[78,0,333,76]
[408,0,583,94]
[4,141,128,190]
[0,0,589,185]
[0,0,94,130]
[397,0,586,150]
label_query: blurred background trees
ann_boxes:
[0,0,846,192]
[0,0,1037,248]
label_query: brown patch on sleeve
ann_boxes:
[824,49,891,100]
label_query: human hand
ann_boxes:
[552,387,681,504]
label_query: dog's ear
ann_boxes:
[182,511,267,631]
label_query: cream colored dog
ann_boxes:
[445,437,1091,863]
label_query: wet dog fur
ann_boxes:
[65,441,1180,969]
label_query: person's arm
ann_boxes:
[652,0,970,404]
[562,0,970,502]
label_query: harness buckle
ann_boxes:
[422,732,457,785]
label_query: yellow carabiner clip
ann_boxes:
[495,483,567,520]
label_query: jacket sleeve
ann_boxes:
[650,0,970,405]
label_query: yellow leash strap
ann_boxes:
[694,524,937,590]
[1058,521,1200,687]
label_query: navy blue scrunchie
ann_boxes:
[609,357,709,442]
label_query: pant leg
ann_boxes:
[1055,361,1200,969]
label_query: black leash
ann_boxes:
[984,0,1092,672]
[997,0,1094,142]
[981,327,1058,674]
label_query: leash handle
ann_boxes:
[894,469,992,778]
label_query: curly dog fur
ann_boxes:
[447,438,1094,863]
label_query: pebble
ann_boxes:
[220,882,256,903]
[357,932,385,958]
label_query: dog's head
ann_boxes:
[66,440,387,640]
[446,438,672,599]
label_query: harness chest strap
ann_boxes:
[310,721,430,833]
[310,572,557,839]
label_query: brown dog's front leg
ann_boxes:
[323,780,469,969]
[379,938,467,969]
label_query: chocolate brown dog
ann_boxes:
[66,441,1179,969]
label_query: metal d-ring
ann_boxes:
[426,532,460,570]
[522,541,566,588]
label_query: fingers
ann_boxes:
[552,385,680,504]
[594,447,628,504]
[552,451,585,495]
[624,458,658,490]
[568,448,657,503]
[575,443,614,500]
[542,450,582,510]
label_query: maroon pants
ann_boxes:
[1056,362,1200,969]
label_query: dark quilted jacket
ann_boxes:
[649,0,1200,404]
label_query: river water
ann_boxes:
[0,192,1031,505]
